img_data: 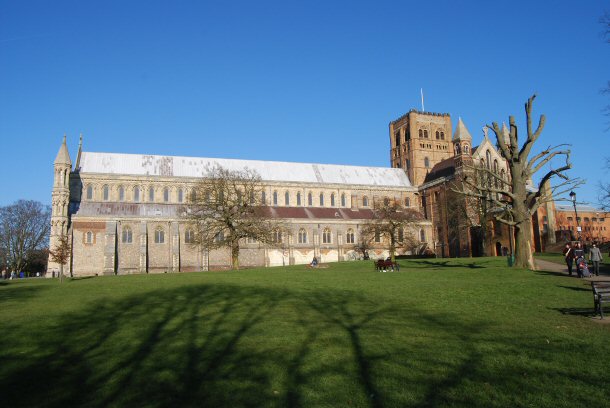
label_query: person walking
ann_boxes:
[573,242,585,278]
[588,242,603,277]
[562,243,573,276]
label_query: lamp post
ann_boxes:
[569,191,580,242]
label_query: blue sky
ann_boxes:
[1,1,608,207]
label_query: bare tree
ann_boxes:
[49,234,71,283]
[181,165,284,270]
[600,158,610,210]
[455,95,581,269]
[0,200,51,274]
[360,200,421,261]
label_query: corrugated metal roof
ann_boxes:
[78,152,412,188]
[556,204,605,213]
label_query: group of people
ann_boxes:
[563,242,603,278]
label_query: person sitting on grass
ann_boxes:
[310,257,318,267]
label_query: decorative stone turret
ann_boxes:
[47,135,72,277]
[452,118,473,171]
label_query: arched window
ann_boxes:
[341,193,346,207]
[420,229,426,242]
[418,129,423,138]
[119,186,125,202]
[424,157,430,168]
[134,187,140,202]
[454,144,461,155]
[308,192,313,206]
[493,160,499,173]
[298,228,307,244]
[155,228,165,244]
[363,196,369,207]
[319,193,324,206]
[85,231,93,244]
[424,130,428,139]
[184,229,194,244]
[273,230,282,243]
[163,187,169,202]
[435,131,440,140]
[86,185,93,200]
[262,191,266,205]
[273,191,278,205]
[331,193,336,207]
[214,231,224,243]
[297,192,302,206]
[285,191,290,206]
[405,197,410,207]
[178,188,184,203]
[249,191,255,205]
[322,228,332,244]
[440,131,445,140]
[103,185,109,201]
[149,187,155,202]
[122,227,132,243]
[374,229,381,243]
[486,150,492,170]
[346,228,355,244]
[463,144,469,154]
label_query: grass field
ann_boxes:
[1,257,609,407]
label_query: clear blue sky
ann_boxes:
[1,1,608,207]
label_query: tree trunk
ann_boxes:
[513,219,534,269]
[59,263,64,283]
[231,241,240,270]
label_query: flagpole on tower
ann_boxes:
[420,88,425,112]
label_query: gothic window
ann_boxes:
[374,229,381,243]
[285,191,290,206]
[346,228,355,244]
[298,228,307,244]
[149,187,155,202]
[249,191,255,205]
[154,228,165,244]
[308,192,313,206]
[185,229,194,244]
[486,150,492,170]
[297,192,302,206]
[418,129,423,138]
[319,193,324,206]
[134,187,140,202]
[122,227,132,244]
[86,185,93,200]
[341,193,346,207]
[262,191,266,205]
[435,131,440,140]
[440,131,445,140]
[119,186,125,202]
[331,193,336,207]
[103,185,109,201]
[163,187,169,202]
[398,228,404,242]
[424,130,428,138]
[273,191,278,205]
[405,197,410,207]
[322,228,332,244]
[363,196,369,207]
[85,231,93,244]
[424,157,430,168]
[273,230,282,243]
[420,229,426,242]
[178,188,184,203]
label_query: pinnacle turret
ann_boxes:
[453,118,472,142]
[54,134,72,166]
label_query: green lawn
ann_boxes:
[534,252,566,265]
[1,258,609,407]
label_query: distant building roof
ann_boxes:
[78,152,413,188]
[555,204,606,213]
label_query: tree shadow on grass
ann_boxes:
[1,281,608,407]
[406,260,486,269]
[0,284,47,304]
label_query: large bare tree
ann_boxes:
[360,200,421,261]
[0,200,51,273]
[600,158,610,210]
[181,165,284,270]
[456,95,580,269]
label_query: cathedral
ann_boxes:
[47,108,553,277]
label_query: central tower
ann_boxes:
[389,110,452,186]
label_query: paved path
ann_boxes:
[535,259,610,281]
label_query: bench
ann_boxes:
[374,259,400,272]
[591,282,610,319]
